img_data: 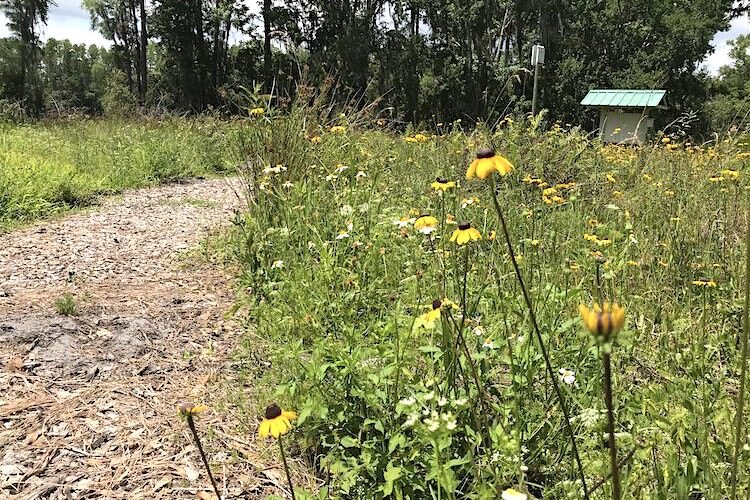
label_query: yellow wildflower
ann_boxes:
[450,221,482,245]
[466,148,514,180]
[258,404,297,438]
[250,107,265,117]
[414,213,438,235]
[431,177,457,192]
[178,403,209,416]
[579,303,625,339]
[692,279,717,288]
[330,125,346,134]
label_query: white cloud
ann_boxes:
[0,0,111,46]
[702,13,749,75]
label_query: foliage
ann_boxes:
[228,111,750,498]
[0,117,237,229]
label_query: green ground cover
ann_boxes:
[0,118,236,229]
[226,111,750,499]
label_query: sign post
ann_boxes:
[531,44,545,116]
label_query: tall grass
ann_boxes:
[0,117,237,229]
[227,111,750,498]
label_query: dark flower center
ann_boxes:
[476,148,496,159]
[265,404,282,419]
[419,213,430,219]
[458,221,471,230]
[432,299,442,310]
[436,176,448,184]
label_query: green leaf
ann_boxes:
[340,436,358,448]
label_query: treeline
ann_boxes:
[0,0,748,133]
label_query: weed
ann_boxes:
[55,293,78,316]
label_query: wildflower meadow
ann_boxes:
[225,107,750,499]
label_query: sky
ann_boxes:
[0,0,747,75]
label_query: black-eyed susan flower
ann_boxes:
[178,402,209,416]
[450,221,482,245]
[415,299,443,330]
[414,213,438,235]
[431,177,456,192]
[258,404,297,439]
[579,303,625,340]
[330,125,346,134]
[466,148,514,180]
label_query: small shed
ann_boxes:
[581,89,667,144]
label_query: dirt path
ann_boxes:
[0,179,291,499]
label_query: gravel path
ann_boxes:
[0,178,290,499]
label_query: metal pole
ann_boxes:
[531,62,540,116]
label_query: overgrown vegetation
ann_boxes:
[227,106,750,498]
[0,117,235,229]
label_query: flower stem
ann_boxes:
[186,415,222,500]
[730,192,750,500]
[602,352,621,500]
[279,437,297,500]
[489,179,590,499]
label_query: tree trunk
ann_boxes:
[138,0,148,102]
[263,0,272,92]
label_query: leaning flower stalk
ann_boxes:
[476,150,590,499]
[178,403,222,500]
[259,404,298,500]
[730,192,750,500]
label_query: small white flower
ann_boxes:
[418,226,437,235]
[426,419,440,432]
[559,368,576,385]
[271,260,284,269]
[404,414,418,427]
[393,217,416,229]
[282,181,294,189]
[482,338,495,349]
[356,170,367,179]
[335,164,349,174]
[399,396,416,406]
[437,397,448,407]
[473,325,485,337]
[517,335,526,344]
[453,398,467,407]
[340,204,354,216]
[325,174,338,182]
[263,164,287,175]
[501,488,527,500]
[336,231,350,240]
[424,391,435,401]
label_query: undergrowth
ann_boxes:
[226,105,750,499]
[0,117,237,229]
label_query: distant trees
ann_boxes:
[0,0,747,132]
[0,0,52,114]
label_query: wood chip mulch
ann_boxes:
[0,178,313,499]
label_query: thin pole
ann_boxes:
[531,62,541,116]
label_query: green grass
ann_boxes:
[55,293,78,316]
[225,111,750,499]
[0,117,237,229]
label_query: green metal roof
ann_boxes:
[581,89,666,108]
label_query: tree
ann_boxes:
[83,0,147,102]
[0,0,53,114]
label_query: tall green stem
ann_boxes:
[186,415,222,500]
[603,352,621,500]
[730,193,750,499]
[489,179,590,499]
[279,437,297,500]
